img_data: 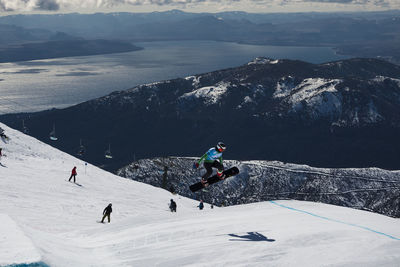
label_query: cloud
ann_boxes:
[0,0,397,11]
[36,0,59,10]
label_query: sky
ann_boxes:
[0,0,399,14]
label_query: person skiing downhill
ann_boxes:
[194,142,226,185]
[68,166,77,183]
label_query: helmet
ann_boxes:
[109,203,112,206]
[217,142,226,151]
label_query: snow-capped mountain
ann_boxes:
[117,157,400,218]
[1,57,400,171]
[1,122,400,267]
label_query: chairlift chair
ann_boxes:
[77,139,85,156]
[49,124,58,141]
[105,144,113,159]
[22,119,29,134]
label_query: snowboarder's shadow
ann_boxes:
[228,232,275,242]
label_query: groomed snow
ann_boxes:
[0,214,41,266]
[1,122,400,267]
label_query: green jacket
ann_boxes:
[197,147,223,165]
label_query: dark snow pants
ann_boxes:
[202,161,224,180]
[68,174,76,183]
[101,213,111,223]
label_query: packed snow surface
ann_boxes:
[0,122,400,266]
[0,214,41,266]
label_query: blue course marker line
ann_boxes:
[269,201,400,241]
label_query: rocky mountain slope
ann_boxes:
[1,57,400,171]
[117,157,400,218]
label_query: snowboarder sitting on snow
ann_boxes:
[101,203,112,223]
[68,166,77,183]
[169,199,177,212]
[194,142,226,185]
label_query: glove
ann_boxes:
[193,162,199,169]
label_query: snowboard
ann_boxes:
[66,180,83,187]
[189,167,239,192]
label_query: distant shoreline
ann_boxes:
[0,39,143,63]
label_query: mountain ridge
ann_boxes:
[117,156,400,218]
[1,57,400,171]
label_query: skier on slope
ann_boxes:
[101,203,113,223]
[193,142,226,185]
[68,166,77,183]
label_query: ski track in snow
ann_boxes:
[0,122,400,267]
[270,201,400,241]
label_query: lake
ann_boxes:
[0,40,349,114]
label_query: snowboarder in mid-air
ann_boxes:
[194,142,226,186]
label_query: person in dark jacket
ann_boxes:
[198,200,204,210]
[101,203,112,223]
[0,127,7,139]
[68,166,77,183]
[169,199,177,212]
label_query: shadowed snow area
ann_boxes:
[0,122,399,266]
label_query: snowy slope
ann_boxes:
[0,214,41,266]
[1,122,400,266]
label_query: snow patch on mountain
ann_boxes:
[373,75,400,86]
[322,61,344,68]
[179,82,230,105]
[286,78,341,115]
[185,75,201,88]
[289,78,341,105]
[273,76,296,98]
[365,101,384,123]
[237,95,254,109]
[248,57,279,65]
